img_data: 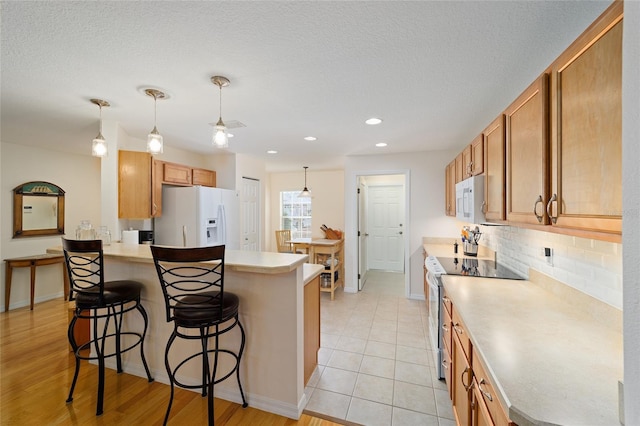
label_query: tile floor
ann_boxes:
[303,271,455,426]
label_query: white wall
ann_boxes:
[268,169,344,252]
[622,1,640,422]
[344,150,461,298]
[1,142,101,310]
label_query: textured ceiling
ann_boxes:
[1,1,610,172]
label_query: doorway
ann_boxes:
[357,173,409,295]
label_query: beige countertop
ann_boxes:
[303,263,325,285]
[47,243,309,275]
[443,273,623,426]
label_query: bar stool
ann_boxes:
[62,238,154,416]
[150,244,248,426]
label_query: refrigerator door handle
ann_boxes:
[217,204,227,246]
[182,225,187,247]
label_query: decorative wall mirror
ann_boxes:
[13,181,65,238]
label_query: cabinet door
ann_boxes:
[472,381,493,426]
[118,150,152,219]
[304,275,320,385]
[483,115,506,221]
[192,168,216,187]
[455,153,464,184]
[452,332,472,426]
[163,162,192,185]
[470,135,484,176]
[505,74,550,225]
[446,160,457,216]
[152,159,163,217]
[549,6,622,234]
[462,145,473,179]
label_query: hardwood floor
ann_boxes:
[0,298,342,425]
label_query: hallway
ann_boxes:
[303,271,455,425]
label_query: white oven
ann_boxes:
[425,256,446,379]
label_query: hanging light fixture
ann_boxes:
[145,88,166,155]
[211,75,230,148]
[299,166,311,198]
[90,99,110,157]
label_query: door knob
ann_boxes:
[399,231,403,235]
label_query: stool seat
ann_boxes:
[174,291,239,327]
[74,280,143,308]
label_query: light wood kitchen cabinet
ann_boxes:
[463,135,484,178]
[505,73,550,226]
[452,327,472,426]
[455,153,464,184]
[472,380,494,426]
[446,160,457,216]
[548,3,622,235]
[472,351,511,426]
[192,167,216,187]
[483,115,506,222]
[118,150,156,219]
[152,159,163,217]
[161,162,192,186]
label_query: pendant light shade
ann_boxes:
[145,88,166,155]
[211,76,230,149]
[298,166,311,198]
[90,99,109,157]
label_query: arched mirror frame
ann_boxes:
[13,181,65,238]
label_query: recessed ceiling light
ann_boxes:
[366,118,383,125]
[267,150,278,154]
[375,142,388,147]
[304,136,317,141]
[227,133,234,138]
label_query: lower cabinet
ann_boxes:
[304,275,320,385]
[445,297,514,426]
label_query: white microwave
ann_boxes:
[455,175,485,224]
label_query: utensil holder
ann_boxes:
[463,242,478,256]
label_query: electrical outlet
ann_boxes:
[544,247,553,266]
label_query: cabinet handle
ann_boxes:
[442,323,449,333]
[533,195,543,223]
[152,203,157,215]
[461,366,471,391]
[469,161,474,175]
[546,193,558,224]
[478,378,493,401]
[453,323,464,335]
[481,200,487,214]
[442,359,449,370]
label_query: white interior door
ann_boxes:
[358,178,368,290]
[241,177,260,251]
[367,184,404,272]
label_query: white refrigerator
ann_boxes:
[154,186,240,249]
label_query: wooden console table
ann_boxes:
[4,254,69,311]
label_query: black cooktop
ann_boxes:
[437,257,525,280]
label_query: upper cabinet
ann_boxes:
[462,135,484,178]
[483,115,506,222]
[445,160,456,216]
[119,151,217,219]
[505,74,550,226]
[548,3,623,235]
[119,150,156,219]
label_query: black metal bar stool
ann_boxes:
[150,244,248,426]
[62,238,154,416]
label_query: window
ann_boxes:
[280,191,312,239]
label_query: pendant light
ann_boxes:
[145,88,166,155]
[90,99,110,157]
[211,75,230,149]
[298,166,311,198]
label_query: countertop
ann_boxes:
[303,263,325,285]
[440,265,623,425]
[47,243,309,275]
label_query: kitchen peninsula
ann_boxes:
[47,243,324,420]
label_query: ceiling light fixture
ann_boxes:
[304,136,317,141]
[298,166,311,198]
[90,98,110,157]
[211,75,230,149]
[267,150,278,154]
[365,117,383,125]
[145,88,166,155]
[376,142,388,147]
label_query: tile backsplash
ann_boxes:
[478,225,623,309]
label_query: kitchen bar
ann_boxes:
[47,243,324,420]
